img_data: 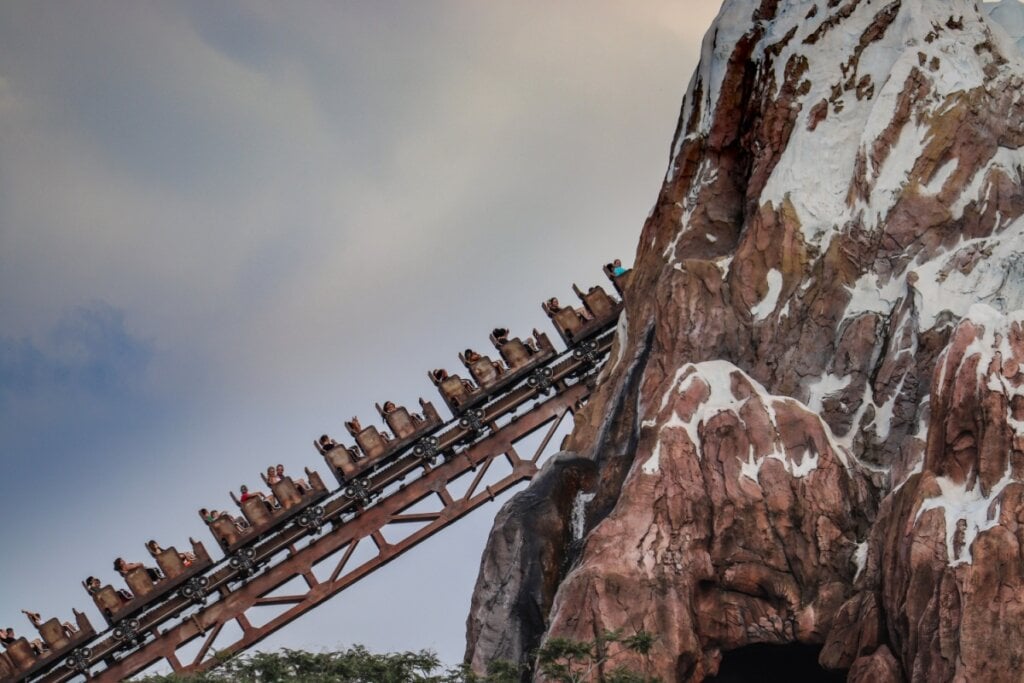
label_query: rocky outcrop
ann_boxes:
[465,454,597,672]
[466,0,1024,680]
[827,308,1024,681]
[544,363,876,680]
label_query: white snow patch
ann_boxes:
[806,372,853,416]
[571,490,596,541]
[645,361,758,466]
[923,158,959,195]
[664,158,719,263]
[915,467,1012,566]
[950,147,1024,220]
[950,304,1024,417]
[844,272,905,317]
[739,445,764,483]
[910,305,1024,565]
[606,311,628,375]
[984,0,1024,58]
[744,446,821,481]
[747,0,1012,252]
[852,541,869,581]
[911,224,1024,331]
[750,269,783,322]
[691,0,757,137]
[867,122,929,224]
[641,441,662,475]
[785,449,820,478]
[871,373,907,441]
[716,256,734,277]
[643,361,852,485]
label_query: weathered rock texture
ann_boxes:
[466,1,1024,681]
[825,309,1024,681]
[465,454,598,672]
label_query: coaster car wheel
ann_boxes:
[413,435,440,462]
[229,546,258,577]
[64,646,92,673]
[527,366,554,392]
[458,409,486,432]
[113,618,141,642]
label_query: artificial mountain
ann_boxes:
[464,0,1024,681]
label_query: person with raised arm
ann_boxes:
[344,416,362,435]
[114,557,162,583]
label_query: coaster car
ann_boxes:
[318,399,443,486]
[459,350,506,390]
[428,370,478,414]
[347,421,393,463]
[431,330,557,415]
[543,284,622,346]
[1,610,95,680]
[0,651,15,679]
[83,540,213,626]
[82,580,134,627]
[147,538,212,583]
[603,262,632,295]
[377,399,435,440]
[204,471,328,553]
[2,638,36,675]
[573,283,617,320]
[490,329,544,370]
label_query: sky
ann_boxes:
[0,0,718,674]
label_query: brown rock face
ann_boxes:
[466,0,1024,680]
[545,364,875,680]
[829,310,1024,681]
[465,455,598,672]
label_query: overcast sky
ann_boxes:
[0,1,721,674]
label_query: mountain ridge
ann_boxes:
[466,0,1024,680]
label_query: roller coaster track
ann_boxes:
[1,280,624,683]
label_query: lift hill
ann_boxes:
[0,265,630,683]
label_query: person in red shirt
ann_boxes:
[239,484,259,503]
[240,484,276,512]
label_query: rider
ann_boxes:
[315,434,340,453]
[114,557,162,583]
[344,416,362,435]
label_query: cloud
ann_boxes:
[0,303,152,399]
[0,303,160,465]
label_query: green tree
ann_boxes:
[535,629,658,683]
[132,635,656,683]
[134,645,525,683]
[135,645,447,683]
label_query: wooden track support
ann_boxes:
[59,383,587,683]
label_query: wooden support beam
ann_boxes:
[28,327,617,683]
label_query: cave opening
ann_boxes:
[704,643,847,682]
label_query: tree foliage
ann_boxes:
[135,645,457,683]
[535,629,658,683]
[133,631,656,683]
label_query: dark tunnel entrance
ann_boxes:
[704,643,847,682]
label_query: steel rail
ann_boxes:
[13,322,616,683]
